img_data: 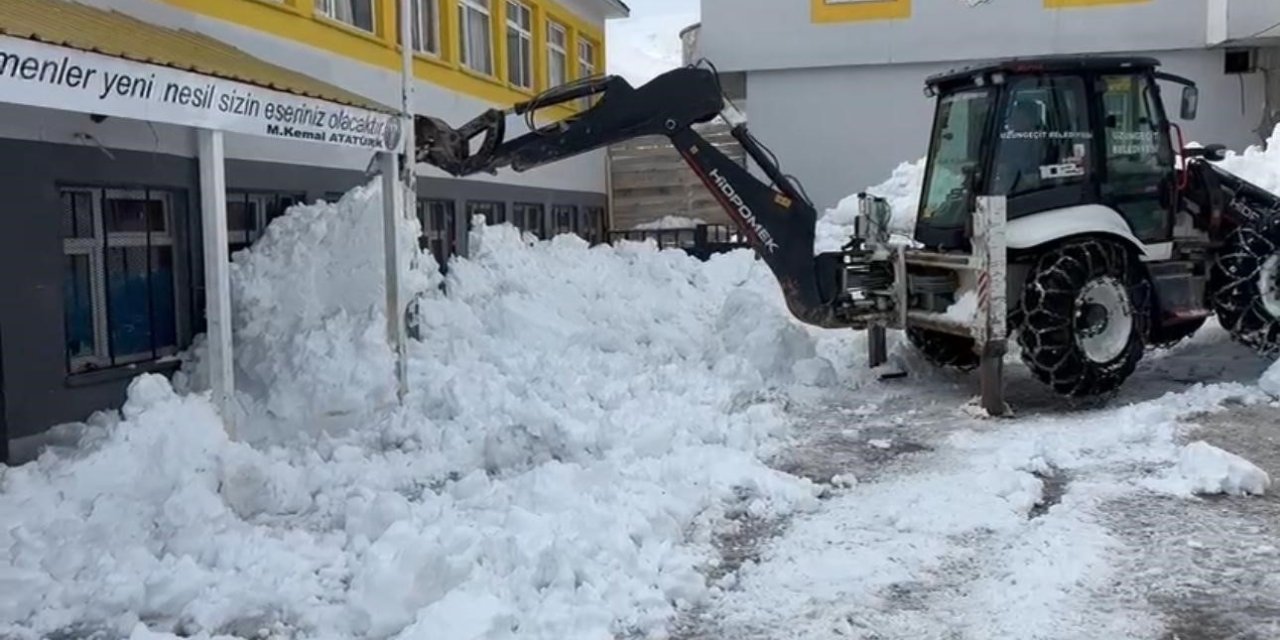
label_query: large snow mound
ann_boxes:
[815,158,924,253]
[177,182,437,426]
[2,179,837,640]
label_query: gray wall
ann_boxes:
[739,47,1275,214]
[1,138,604,445]
[699,0,1280,73]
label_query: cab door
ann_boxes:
[1095,72,1178,244]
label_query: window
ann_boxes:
[577,38,597,107]
[918,87,995,230]
[547,20,568,88]
[458,0,494,75]
[582,205,606,243]
[512,202,545,237]
[1099,73,1175,241]
[226,191,304,254]
[991,75,1092,197]
[551,204,577,235]
[62,187,181,374]
[466,200,506,225]
[400,0,441,55]
[417,198,457,271]
[317,0,377,33]
[506,1,533,89]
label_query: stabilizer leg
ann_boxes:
[974,195,1010,417]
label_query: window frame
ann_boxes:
[225,190,305,252]
[512,201,546,237]
[506,0,534,90]
[547,20,568,89]
[401,0,442,56]
[61,186,183,375]
[316,0,379,34]
[458,0,495,75]
[576,37,597,107]
[990,74,1094,200]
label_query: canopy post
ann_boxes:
[197,128,235,438]
[380,151,410,402]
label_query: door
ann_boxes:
[1096,72,1177,243]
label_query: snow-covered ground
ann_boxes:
[4,128,1280,640]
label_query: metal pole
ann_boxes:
[197,128,235,438]
[381,151,409,402]
[400,0,417,194]
[394,0,417,398]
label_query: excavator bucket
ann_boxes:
[413,111,506,177]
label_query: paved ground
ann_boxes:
[671,325,1280,640]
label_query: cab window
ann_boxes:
[991,75,1092,197]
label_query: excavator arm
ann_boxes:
[413,65,864,328]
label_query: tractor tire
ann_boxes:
[1016,237,1151,397]
[906,327,979,371]
[1209,215,1280,356]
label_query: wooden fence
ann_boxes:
[606,120,746,230]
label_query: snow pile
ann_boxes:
[1259,357,1280,397]
[631,215,707,230]
[605,12,695,86]
[1,180,839,640]
[177,182,436,426]
[944,290,978,324]
[814,158,925,253]
[1164,440,1272,497]
[1214,123,1280,194]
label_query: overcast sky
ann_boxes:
[605,0,699,85]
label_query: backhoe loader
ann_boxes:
[411,54,1280,410]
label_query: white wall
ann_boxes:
[74,0,607,193]
[700,0,1280,73]
[741,47,1275,214]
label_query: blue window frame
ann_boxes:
[61,186,181,374]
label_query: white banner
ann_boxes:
[0,35,403,152]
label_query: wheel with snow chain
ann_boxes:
[906,327,979,371]
[1209,215,1280,356]
[1016,237,1151,397]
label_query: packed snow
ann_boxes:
[943,290,978,324]
[631,215,708,230]
[814,158,925,253]
[1262,359,1280,397]
[1157,440,1272,497]
[1,181,846,640]
[1214,124,1280,195]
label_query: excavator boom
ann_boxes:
[413,65,859,328]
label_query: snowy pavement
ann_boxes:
[672,323,1280,640]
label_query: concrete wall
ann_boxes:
[1210,0,1280,44]
[74,0,609,195]
[0,103,603,442]
[699,0,1257,73]
[740,47,1275,214]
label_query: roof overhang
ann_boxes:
[0,0,403,152]
[600,0,631,19]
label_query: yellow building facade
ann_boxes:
[157,0,618,115]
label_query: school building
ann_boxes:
[0,0,628,461]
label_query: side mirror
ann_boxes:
[1180,85,1199,120]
